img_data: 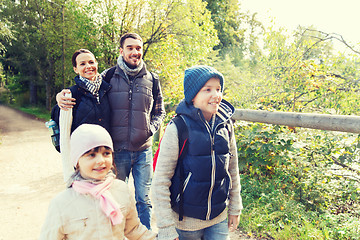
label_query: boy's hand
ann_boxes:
[228,214,240,232]
[56,89,76,110]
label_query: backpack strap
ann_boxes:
[152,114,188,170]
[172,115,188,159]
[172,115,189,221]
[150,72,159,100]
[69,85,81,113]
[104,66,116,83]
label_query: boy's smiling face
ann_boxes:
[192,77,222,122]
[77,146,113,180]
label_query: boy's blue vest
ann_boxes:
[170,99,234,220]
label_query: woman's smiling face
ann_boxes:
[73,52,98,81]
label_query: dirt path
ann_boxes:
[0,105,64,240]
[0,104,251,240]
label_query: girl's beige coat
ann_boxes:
[39,180,156,240]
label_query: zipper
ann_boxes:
[201,112,229,220]
[128,76,133,101]
[206,136,216,220]
[176,172,192,202]
[199,112,217,220]
[127,78,135,146]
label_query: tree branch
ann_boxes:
[331,156,360,174]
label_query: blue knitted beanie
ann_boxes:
[183,65,224,104]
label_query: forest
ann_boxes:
[1,0,359,239]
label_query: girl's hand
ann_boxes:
[228,214,240,232]
[56,89,76,110]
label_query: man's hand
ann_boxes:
[228,214,240,232]
[56,89,76,110]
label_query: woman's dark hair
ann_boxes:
[71,49,94,67]
[119,33,143,49]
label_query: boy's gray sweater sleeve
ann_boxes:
[151,123,179,240]
[227,124,243,215]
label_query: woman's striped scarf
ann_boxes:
[79,75,102,101]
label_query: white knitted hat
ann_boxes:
[70,124,113,167]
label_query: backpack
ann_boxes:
[152,115,189,171]
[152,115,189,221]
[48,85,82,153]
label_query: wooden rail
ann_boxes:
[233,109,360,134]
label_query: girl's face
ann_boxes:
[73,52,98,81]
[192,77,222,122]
[77,146,113,180]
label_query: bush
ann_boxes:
[235,123,360,239]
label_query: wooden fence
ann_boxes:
[154,108,360,143]
[232,109,360,134]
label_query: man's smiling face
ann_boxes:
[120,37,143,68]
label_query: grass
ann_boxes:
[11,104,51,121]
[0,87,51,121]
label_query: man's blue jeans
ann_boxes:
[114,147,152,229]
[176,219,229,240]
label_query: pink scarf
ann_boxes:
[72,176,123,225]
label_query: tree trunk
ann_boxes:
[45,80,52,111]
[29,82,37,105]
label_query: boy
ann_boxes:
[152,65,243,240]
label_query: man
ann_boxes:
[57,33,166,229]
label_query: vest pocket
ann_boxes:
[176,172,192,202]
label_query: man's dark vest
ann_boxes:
[107,66,155,151]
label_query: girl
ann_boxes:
[51,49,111,135]
[152,65,243,240]
[39,124,156,240]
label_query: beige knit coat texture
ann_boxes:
[39,179,156,240]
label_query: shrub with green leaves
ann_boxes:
[235,123,360,239]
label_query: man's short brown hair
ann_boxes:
[120,33,143,48]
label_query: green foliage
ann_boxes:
[143,0,219,105]
[0,18,14,55]
[1,74,27,104]
[1,0,221,110]
[236,122,295,173]
[0,0,75,108]
[204,0,245,51]
[235,26,360,114]
[235,123,360,239]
